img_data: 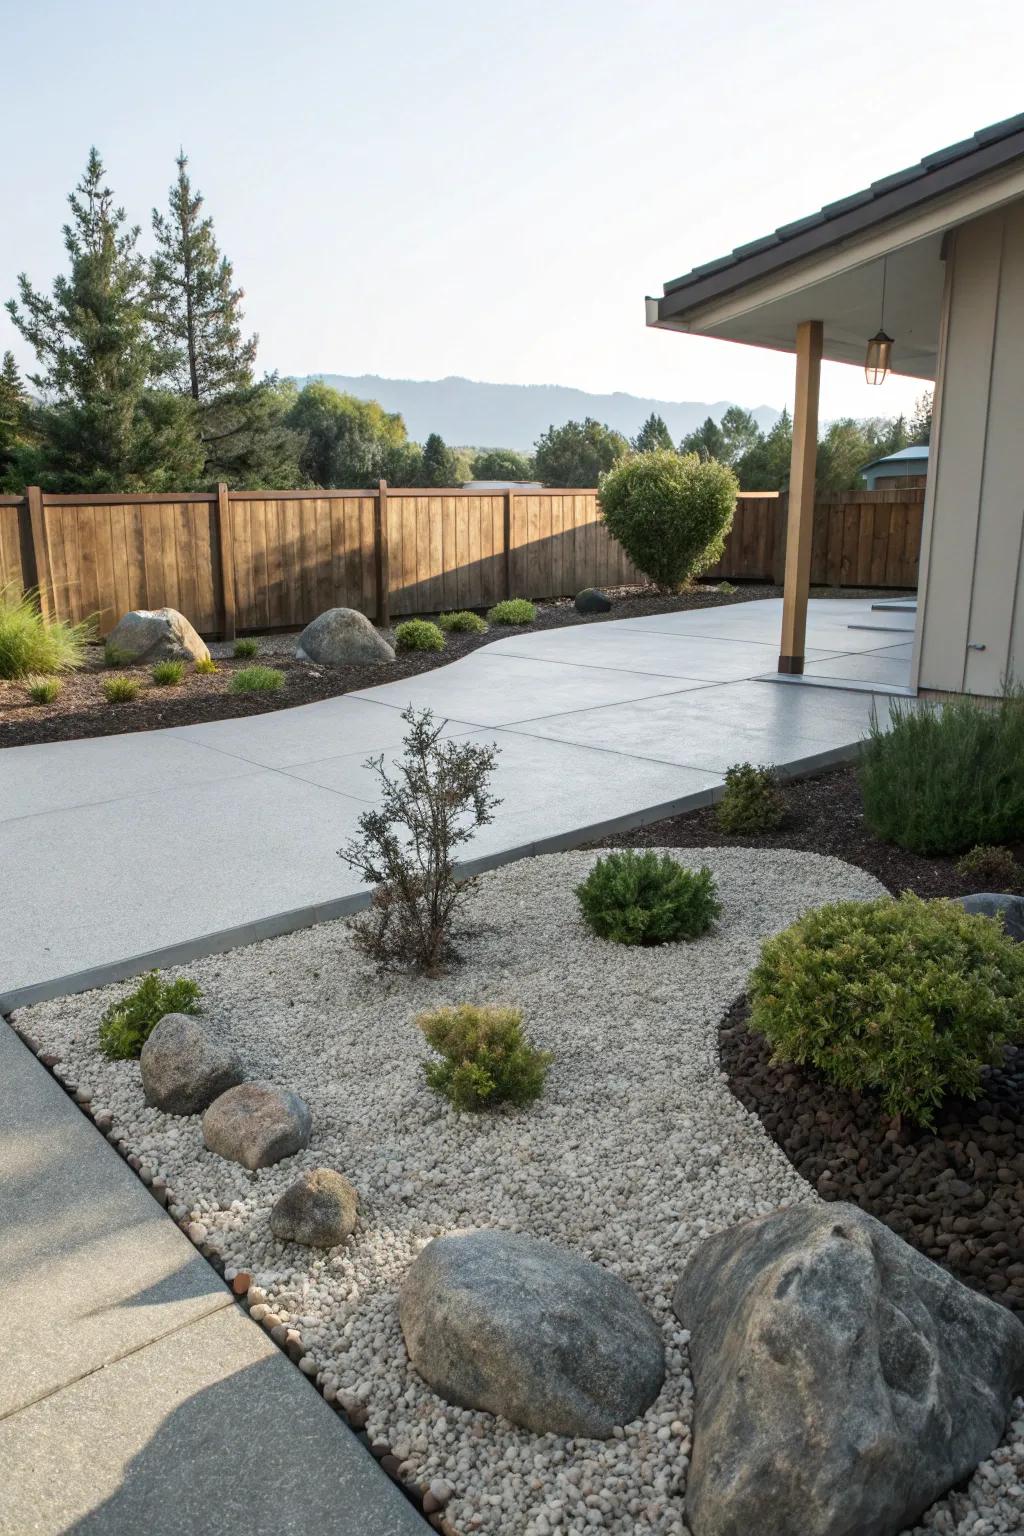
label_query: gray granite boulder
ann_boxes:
[399,1230,664,1437]
[139,1013,243,1116]
[958,892,1024,942]
[296,607,395,666]
[202,1081,312,1170]
[673,1202,1024,1536]
[574,587,612,615]
[105,607,209,662]
[270,1168,358,1247]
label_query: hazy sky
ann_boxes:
[2,0,1022,425]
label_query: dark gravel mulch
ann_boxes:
[721,997,1024,1316]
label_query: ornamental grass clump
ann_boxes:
[339,705,500,973]
[233,637,259,658]
[486,598,536,625]
[0,584,91,679]
[859,689,1024,855]
[598,450,738,591]
[715,762,785,835]
[25,676,62,704]
[152,659,186,686]
[437,609,488,634]
[576,850,720,945]
[194,656,218,675]
[749,893,1024,1129]
[394,619,445,653]
[955,844,1023,892]
[230,665,284,693]
[417,1004,552,1111]
[102,675,140,702]
[99,972,202,1060]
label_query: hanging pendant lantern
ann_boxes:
[865,258,893,385]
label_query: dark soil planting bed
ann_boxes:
[721,997,1024,1317]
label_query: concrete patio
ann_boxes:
[0,596,914,1011]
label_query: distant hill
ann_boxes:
[291,373,780,451]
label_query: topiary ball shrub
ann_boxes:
[955,844,1023,892]
[394,619,445,653]
[99,972,203,1060]
[0,584,92,679]
[859,690,1024,855]
[715,762,785,835]
[598,450,738,592]
[416,1004,552,1111]
[749,893,1024,1128]
[486,598,536,625]
[230,665,284,693]
[576,851,720,945]
[437,609,488,634]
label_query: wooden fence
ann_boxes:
[0,483,923,640]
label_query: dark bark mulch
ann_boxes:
[721,997,1024,1316]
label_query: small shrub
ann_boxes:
[417,1004,552,1111]
[98,972,202,1060]
[152,659,186,686]
[437,609,488,634]
[955,844,1023,893]
[859,689,1024,855]
[103,642,133,667]
[487,598,536,625]
[102,675,140,702]
[576,851,720,945]
[749,893,1024,1128]
[715,762,785,835]
[0,585,92,679]
[194,656,219,675]
[394,619,445,653]
[716,580,738,594]
[233,637,259,658]
[338,705,501,973]
[26,676,62,704]
[598,450,738,591]
[230,665,284,693]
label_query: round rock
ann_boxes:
[574,587,612,615]
[105,607,209,662]
[295,608,395,666]
[398,1230,665,1437]
[958,892,1024,943]
[140,1013,244,1116]
[270,1168,358,1247]
[202,1081,312,1169]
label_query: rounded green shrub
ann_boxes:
[102,675,140,702]
[598,450,738,591]
[25,676,62,704]
[437,609,488,634]
[749,893,1024,1128]
[233,637,259,658]
[486,598,536,625]
[0,585,92,679]
[394,619,445,653]
[715,762,785,835]
[99,972,202,1060]
[152,659,186,686]
[417,1004,552,1111]
[576,851,720,945]
[955,844,1022,893]
[230,665,284,693]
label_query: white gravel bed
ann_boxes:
[17,848,1024,1536]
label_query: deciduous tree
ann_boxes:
[533,418,627,487]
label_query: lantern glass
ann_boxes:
[865,329,893,386]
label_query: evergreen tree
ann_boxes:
[632,412,674,453]
[421,432,460,487]
[533,418,628,486]
[680,415,727,462]
[909,390,933,445]
[0,351,37,487]
[718,405,762,466]
[734,408,791,490]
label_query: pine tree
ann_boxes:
[680,415,727,463]
[0,351,37,487]
[909,390,933,446]
[632,413,674,453]
[421,432,460,487]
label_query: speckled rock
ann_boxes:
[270,1167,358,1247]
[105,607,209,662]
[574,588,612,615]
[139,1012,243,1115]
[202,1081,312,1169]
[959,893,1024,943]
[295,608,395,666]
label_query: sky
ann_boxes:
[2,0,1022,427]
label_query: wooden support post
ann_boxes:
[504,490,514,598]
[778,320,823,673]
[216,483,237,641]
[375,479,391,629]
[23,486,52,618]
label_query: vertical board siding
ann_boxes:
[0,498,27,592]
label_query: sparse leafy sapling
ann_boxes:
[417,1004,552,1111]
[338,705,501,973]
[99,971,203,1060]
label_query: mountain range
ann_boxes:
[291,373,781,451]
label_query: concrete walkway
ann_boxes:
[0,596,914,1010]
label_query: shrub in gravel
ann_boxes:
[598,450,738,591]
[437,609,488,634]
[956,844,1023,893]
[576,851,720,945]
[233,637,259,658]
[25,676,62,703]
[0,584,91,679]
[194,656,219,675]
[102,674,140,702]
[152,659,186,686]
[394,619,445,653]
[338,704,501,973]
[860,689,1024,855]
[417,1004,552,1111]
[715,762,785,835]
[749,893,1024,1128]
[99,972,203,1060]
[486,598,536,625]
[230,665,284,693]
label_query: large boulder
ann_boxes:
[399,1230,664,1437]
[202,1081,312,1170]
[296,608,395,666]
[105,607,209,663]
[673,1202,1024,1536]
[958,892,1024,943]
[574,587,612,615]
[140,1013,243,1116]
[270,1168,358,1247]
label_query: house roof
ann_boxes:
[650,113,1024,333]
[859,445,930,473]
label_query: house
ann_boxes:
[647,113,1024,699]
[859,445,929,490]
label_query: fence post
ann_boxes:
[215,482,236,641]
[22,486,52,617]
[504,490,514,597]
[375,479,391,629]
